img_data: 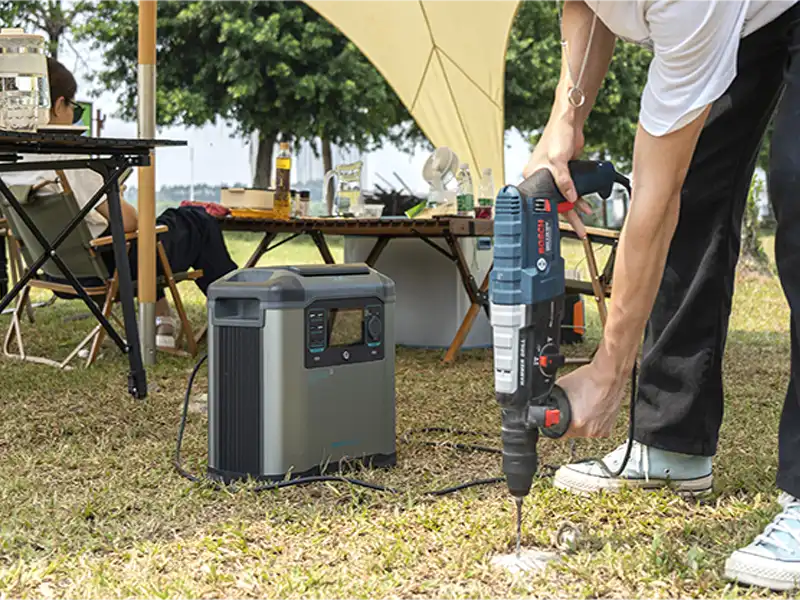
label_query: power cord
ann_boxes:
[174,352,639,495]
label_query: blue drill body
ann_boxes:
[489,160,621,500]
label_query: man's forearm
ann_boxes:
[595,109,711,377]
[553,0,616,129]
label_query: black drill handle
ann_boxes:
[517,160,619,207]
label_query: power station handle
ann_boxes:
[517,160,618,214]
[287,264,371,277]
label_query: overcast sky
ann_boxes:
[58,30,532,194]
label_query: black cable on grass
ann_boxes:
[176,351,639,495]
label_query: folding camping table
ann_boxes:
[216,214,619,362]
[0,131,186,400]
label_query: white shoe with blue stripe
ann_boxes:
[725,495,800,591]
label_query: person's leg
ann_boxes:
[97,228,174,345]
[554,10,794,495]
[770,27,800,502]
[146,206,237,347]
[154,206,238,296]
[725,10,800,589]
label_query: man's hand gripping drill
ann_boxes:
[489,160,629,555]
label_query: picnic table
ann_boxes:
[217,213,619,362]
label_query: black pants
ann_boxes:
[99,205,237,301]
[632,3,800,498]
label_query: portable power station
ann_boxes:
[206,263,396,484]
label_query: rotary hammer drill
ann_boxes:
[489,160,630,514]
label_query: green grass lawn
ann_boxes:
[0,231,793,598]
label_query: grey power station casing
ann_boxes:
[206,263,396,484]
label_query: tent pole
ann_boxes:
[137,0,157,365]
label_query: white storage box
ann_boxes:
[344,236,492,349]
[220,187,274,209]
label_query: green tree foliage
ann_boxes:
[506,1,652,171]
[74,1,422,187]
[0,0,69,58]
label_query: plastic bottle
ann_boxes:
[274,142,292,220]
[477,168,494,219]
[456,163,474,217]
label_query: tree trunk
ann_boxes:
[741,174,772,276]
[762,194,777,231]
[252,132,276,189]
[322,138,334,215]
[47,30,61,60]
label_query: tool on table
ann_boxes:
[489,160,630,557]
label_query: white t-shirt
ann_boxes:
[584,0,797,136]
[2,155,109,239]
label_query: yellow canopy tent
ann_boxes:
[135,0,519,363]
[304,0,520,187]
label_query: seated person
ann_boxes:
[5,58,238,349]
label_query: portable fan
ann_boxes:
[422,147,459,205]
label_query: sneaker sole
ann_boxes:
[553,466,713,497]
[725,552,800,591]
[156,335,176,349]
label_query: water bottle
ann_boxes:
[477,168,494,219]
[456,163,474,217]
[0,29,49,132]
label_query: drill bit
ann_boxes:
[514,496,524,559]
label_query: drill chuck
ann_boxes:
[500,404,539,498]
[499,383,572,498]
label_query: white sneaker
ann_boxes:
[725,496,800,591]
[156,315,180,349]
[553,440,714,496]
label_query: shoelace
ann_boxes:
[754,500,800,555]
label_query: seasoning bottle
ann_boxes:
[299,190,310,218]
[274,142,292,220]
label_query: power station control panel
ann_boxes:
[305,297,385,369]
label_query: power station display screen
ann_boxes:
[305,299,384,368]
[328,308,364,347]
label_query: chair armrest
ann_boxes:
[90,224,169,248]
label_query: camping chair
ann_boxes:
[0,173,204,369]
[0,218,56,319]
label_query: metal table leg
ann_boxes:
[102,167,146,399]
[243,232,277,268]
[310,230,336,265]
